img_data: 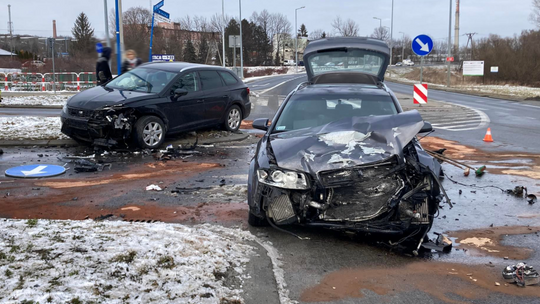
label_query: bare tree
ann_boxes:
[270,13,292,65]
[530,0,540,27]
[310,29,326,40]
[331,16,359,37]
[370,27,389,41]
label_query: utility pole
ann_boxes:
[454,0,460,56]
[464,32,477,60]
[8,5,13,60]
[390,0,394,65]
[104,0,111,48]
[447,0,452,87]
[222,0,225,67]
[115,0,123,75]
[399,31,405,62]
[295,6,305,73]
[238,0,243,78]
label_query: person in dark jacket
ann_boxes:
[121,49,143,74]
[96,47,113,85]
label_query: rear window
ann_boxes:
[219,71,239,85]
[199,71,224,90]
[274,93,398,133]
[307,49,386,77]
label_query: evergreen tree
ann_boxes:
[197,37,209,64]
[322,31,327,38]
[183,39,197,63]
[298,24,308,37]
[71,12,96,56]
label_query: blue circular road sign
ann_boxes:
[412,34,434,56]
[5,164,66,178]
[96,43,103,54]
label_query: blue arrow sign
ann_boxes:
[155,8,170,19]
[153,0,164,12]
[96,42,103,54]
[412,34,434,56]
[5,164,66,178]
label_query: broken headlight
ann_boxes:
[257,168,309,190]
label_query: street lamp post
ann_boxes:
[239,0,243,78]
[399,31,405,62]
[390,0,394,65]
[222,0,225,67]
[373,17,382,30]
[447,0,452,87]
[295,6,305,73]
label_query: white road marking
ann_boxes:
[21,165,47,176]
[255,76,306,96]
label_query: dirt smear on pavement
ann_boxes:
[301,261,540,303]
[448,226,540,260]
[0,161,223,221]
[421,136,540,180]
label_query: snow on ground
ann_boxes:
[0,116,68,140]
[0,219,257,304]
[0,94,72,106]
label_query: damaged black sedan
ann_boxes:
[247,37,450,250]
[61,62,251,148]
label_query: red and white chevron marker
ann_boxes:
[413,84,428,104]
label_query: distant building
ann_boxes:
[272,34,308,64]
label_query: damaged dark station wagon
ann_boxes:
[247,37,451,250]
[61,62,251,148]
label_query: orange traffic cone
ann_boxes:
[483,128,494,142]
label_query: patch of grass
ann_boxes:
[69,270,79,276]
[35,249,52,260]
[25,244,34,252]
[4,269,13,278]
[26,219,38,227]
[156,256,175,269]
[48,276,61,288]
[0,251,6,260]
[110,251,137,264]
[20,300,37,304]
[15,275,25,290]
[9,245,20,253]
[220,298,242,304]
[46,296,53,303]
[68,297,82,304]
[51,233,65,243]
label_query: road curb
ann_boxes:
[0,133,250,148]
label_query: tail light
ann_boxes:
[246,87,250,95]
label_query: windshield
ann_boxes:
[273,93,398,133]
[106,68,177,93]
[307,49,386,78]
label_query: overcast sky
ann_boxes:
[0,0,535,45]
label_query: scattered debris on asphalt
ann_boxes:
[422,232,453,253]
[502,263,540,287]
[0,148,4,155]
[73,159,112,173]
[527,194,537,205]
[154,143,202,161]
[145,184,162,191]
[426,149,486,176]
[507,186,527,197]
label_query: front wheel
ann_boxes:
[224,105,242,132]
[134,116,166,149]
[248,210,269,227]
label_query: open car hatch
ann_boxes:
[303,37,390,82]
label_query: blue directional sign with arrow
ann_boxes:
[412,34,434,56]
[153,0,164,11]
[155,8,170,19]
[5,164,66,178]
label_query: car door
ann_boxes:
[166,71,206,132]
[198,70,229,125]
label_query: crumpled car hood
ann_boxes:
[268,110,424,174]
[67,86,157,110]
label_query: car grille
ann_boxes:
[63,118,89,130]
[68,107,94,118]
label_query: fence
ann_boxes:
[0,72,96,92]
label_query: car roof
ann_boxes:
[294,84,392,97]
[138,61,234,73]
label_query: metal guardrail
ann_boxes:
[0,72,96,92]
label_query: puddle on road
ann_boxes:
[448,226,540,260]
[300,261,540,304]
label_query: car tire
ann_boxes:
[248,210,269,227]
[134,116,166,149]
[224,105,242,132]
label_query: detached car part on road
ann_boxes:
[61,62,251,149]
[247,37,450,250]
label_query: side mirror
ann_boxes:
[252,118,269,131]
[419,121,433,133]
[174,88,188,97]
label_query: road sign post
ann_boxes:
[149,0,170,62]
[229,35,241,77]
[412,34,434,84]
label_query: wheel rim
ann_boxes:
[142,121,163,147]
[228,108,241,130]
